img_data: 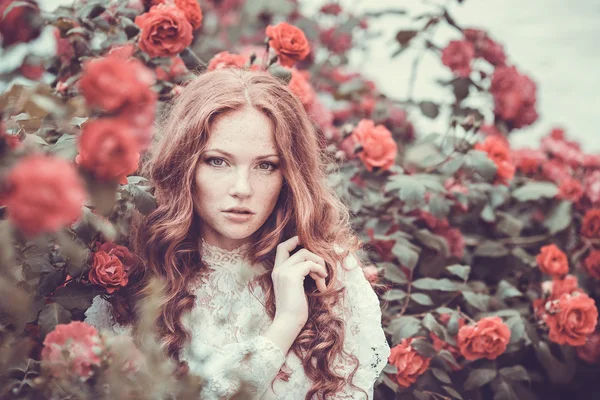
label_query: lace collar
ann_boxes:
[199,237,252,266]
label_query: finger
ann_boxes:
[285,248,326,269]
[299,261,328,279]
[274,236,301,268]
[310,273,327,293]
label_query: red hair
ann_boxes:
[126,69,366,399]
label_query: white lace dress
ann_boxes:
[84,240,390,399]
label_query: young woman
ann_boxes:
[84,68,390,399]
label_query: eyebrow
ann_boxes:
[204,149,280,160]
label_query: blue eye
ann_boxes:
[207,157,226,167]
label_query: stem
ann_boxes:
[399,270,413,316]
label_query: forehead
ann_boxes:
[206,107,278,155]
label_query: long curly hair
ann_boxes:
[125,69,367,399]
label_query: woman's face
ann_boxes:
[194,107,284,251]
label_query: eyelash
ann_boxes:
[206,157,278,171]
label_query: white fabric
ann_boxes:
[84,240,390,399]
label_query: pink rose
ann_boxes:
[441,40,475,77]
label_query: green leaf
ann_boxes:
[462,291,489,311]
[395,29,418,46]
[496,211,524,237]
[413,391,431,400]
[38,303,72,340]
[411,338,438,358]
[499,365,529,382]
[52,282,100,310]
[446,264,470,280]
[412,278,461,291]
[381,289,407,301]
[494,378,518,400]
[474,241,509,258]
[413,229,450,257]
[512,182,558,202]
[438,350,461,369]
[468,150,497,181]
[130,184,157,215]
[431,367,452,384]
[385,175,426,209]
[464,368,497,390]
[506,315,525,344]
[390,316,421,341]
[422,313,446,339]
[51,134,78,161]
[392,241,420,270]
[497,280,522,300]
[383,264,408,284]
[411,292,433,305]
[419,101,440,119]
[543,200,572,234]
[443,386,464,400]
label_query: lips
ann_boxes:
[223,208,254,214]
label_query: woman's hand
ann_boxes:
[271,235,328,329]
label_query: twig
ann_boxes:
[399,270,413,316]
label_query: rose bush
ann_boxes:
[1,0,600,399]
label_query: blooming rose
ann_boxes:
[439,227,465,259]
[89,250,129,293]
[288,68,316,109]
[265,22,310,67]
[577,332,600,364]
[320,27,352,55]
[584,250,600,280]
[41,322,104,378]
[582,209,600,238]
[97,242,138,271]
[558,178,583,203]
[584,170,600,205]
[76,119,140,184]
[541,159,572,184]
[441,40,475,77]
[464,28,506,66]
[490,66,538,129]
[79,53,156,115]
[546,293,598,346]
[540,131,584,167]
[2,155,86,236]
[474,135,515,185]
[135,2,193,58]
[352,119,398,172]
[0,0,42,47]
[207,51,247,70]
[388,338,431,387]
[548,275,582,298]
[536,244,569,278]
[320,3,343,15]
[457,316,511,360]
[511,148,546,175]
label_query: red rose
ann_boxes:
[388,338,431,388]
[541,133,584,167]
[97,242,138,271]
[0,121,20,150]
[319,27,352,55]
[441,40,475,77]
[474,135,515,185]
[265,22,310,67]
[79,54,156,116]
[76,119,140,184]
[541,159,572,184]
[41,322,104,378]
[546,293,598,346]
[439,227,465,259]
[511,148,546,175]
[352,119,398,172]
[0,0,42,48]
[207,51,247,70]
[464,28,506,66]
[549,275,582,299]
[19,60,45,80]
[288,68,316,109]
[89,251,129,293]
[457,316,511,360]
[582,209,600,238]
[490,66,538,129]
[558,178,583,203]
[135,2,193,58]
[577,332,600,364]
[362,265,379,284]
[584,170,600,205]
[320,3,343,15]
[536,244,569,278]
[584,251,600,280]
[2,155,86,236]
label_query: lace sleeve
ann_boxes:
[331,253,391,399]
[182,335,286,399]
[84,295,132,336]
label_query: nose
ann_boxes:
[229,168,252,198]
